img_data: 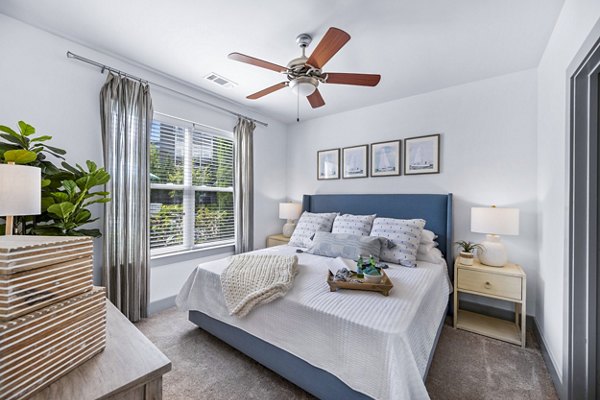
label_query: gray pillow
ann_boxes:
[306,231,387,260]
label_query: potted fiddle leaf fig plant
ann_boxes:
[0,121,111,237]
[454,240,484,266]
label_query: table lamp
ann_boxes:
[279,202,302,238]
[0,163,41,235]
[471,206,519,267]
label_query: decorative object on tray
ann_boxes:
[471,206,520,267]
[371,140,401,177]
[454,240,484,266]
[317,148,340,180]
[0,235,106,400]
[279,202,302,237]
[0,163,41,235]
[404,133,440,175]
[342,144,368,179]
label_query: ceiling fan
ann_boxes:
[228,27,381,110]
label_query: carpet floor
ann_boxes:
[135,308,558,400]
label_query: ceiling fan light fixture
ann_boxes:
[290,77,318,96]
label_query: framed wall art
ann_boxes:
[317,148,340,180]
[404,134,440,175]
[371,140,401,177]
[342,145,368,179]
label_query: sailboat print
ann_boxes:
[410,145,433,170]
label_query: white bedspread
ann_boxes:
[176,246,452,400]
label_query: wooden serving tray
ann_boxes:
[327,269,393,296]
[0,286,107,400]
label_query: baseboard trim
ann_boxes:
[148,295,176,315]
[531,318,566,400]
[460,300,565,399]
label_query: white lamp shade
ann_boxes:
[0,164,41,216]
[471,207,519,236]
[279,202,302,220]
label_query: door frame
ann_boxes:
[569,36,600,400]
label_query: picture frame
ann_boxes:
[404,134,441,175]
[317,148,340,180]
[371,140,401,177]
[342,145,368,179]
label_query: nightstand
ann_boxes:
[266,233,290,248]
[453,258,526,347]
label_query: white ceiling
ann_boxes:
[0,0,564,124]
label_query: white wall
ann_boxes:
[286,69,539,313]
[0,14,288,307]
[536,0,600,392]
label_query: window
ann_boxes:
[149,116,234,255]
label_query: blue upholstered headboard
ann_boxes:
[302,193,454,278]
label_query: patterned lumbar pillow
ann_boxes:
[370,217,426,267]
[331,214,376,236]
[306,231,387,260]
[288,211,338,248]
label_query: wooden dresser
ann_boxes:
[30,302,171,400]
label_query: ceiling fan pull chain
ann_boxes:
[296,89,300,122]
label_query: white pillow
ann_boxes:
[418,242,437,253]
[331,214,376,236]
[421,229,438,244]
[289,211,337,248]
[417,246,444,264]
[370,217,425,267]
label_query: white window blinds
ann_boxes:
[149,117,234,255]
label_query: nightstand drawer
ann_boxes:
[267,238,289,247]
[457,269,522,300]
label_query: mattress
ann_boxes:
[176,245,452,400]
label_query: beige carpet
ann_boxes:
[135,308,558,400]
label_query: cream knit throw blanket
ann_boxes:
[220,254,298,317]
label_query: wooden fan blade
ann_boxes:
[228,52,287,73]
[247,82,288,100]
[307,89,325,108]
[325,73,381,86]
[306,27,351,69]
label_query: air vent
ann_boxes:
[204,72,237,88]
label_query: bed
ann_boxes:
[177,193,453,400]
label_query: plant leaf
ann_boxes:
[74,228,102,238]
[0,125,20,138]
[3,149,37,164]
[61,161,80,175]
[29,135,52,143]
[18,121,35,136]
[39,144,66,155]
[62,180,77,197]
[83,198,111,207]
[51,192,69,203]
[73,210,92,224]
[86,160,97,173]
[41,179,51,188]
[47,202,75,219]
[0,133,24,146]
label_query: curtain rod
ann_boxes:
[66,51,268,127]
[154,111,232,137]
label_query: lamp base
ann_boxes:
[282,220,296,238]
[477,234,508,267]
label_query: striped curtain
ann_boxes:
[100,73,153,322]
[233,117,255,254]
